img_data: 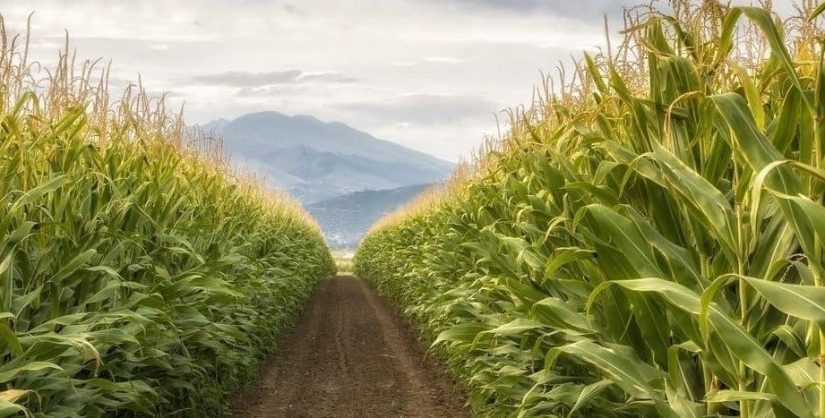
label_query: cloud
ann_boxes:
[299,71,359,84]
[6,0,626,161]
[184,70,357,87]
[336,93,498,125]
[390,61,417,67]
[434,0,627,18]
[185,70,300,87]
[390,57,466,68]
[234,84,301,98]
[283,4,301,14]
[424,56,466,64]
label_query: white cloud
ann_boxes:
[336,93,498,124]
[2,0,634,161]
[183,70,357,87]
[423,56,466,64]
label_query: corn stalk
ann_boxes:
[357,1,825,417]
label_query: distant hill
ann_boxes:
[307,183,432,249]
[199,111,453,203]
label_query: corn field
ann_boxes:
[356,1,825,417]
[0,18,335,417]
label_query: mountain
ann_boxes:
[199,111,454,203]
[307,183,432,249]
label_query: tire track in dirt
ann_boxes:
[232,276,468,418]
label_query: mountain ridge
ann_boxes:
[199,110,453,204]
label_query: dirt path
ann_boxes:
[231,276,469,418]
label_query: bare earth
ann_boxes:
[232,276,469,418]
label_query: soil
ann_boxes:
[231,276,469,418]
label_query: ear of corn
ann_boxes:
[356,1,825,417]
[0,19,335,417]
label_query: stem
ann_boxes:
[820,328,825,418]
[815,43,825,418]
[703,363,720,415]
[738,232,748,411]
[736,184,750,418]
[738,273,750,418]
[700,255,719,416]
[814,264,825,418]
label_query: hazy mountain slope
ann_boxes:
[307,183,431,248]
[202,111,453,203]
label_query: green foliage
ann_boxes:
[0,21,335,418]
[356,2,825,417]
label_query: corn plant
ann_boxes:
[356,1,825,417]
[0,17,335,417]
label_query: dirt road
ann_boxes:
[232,276,469,418]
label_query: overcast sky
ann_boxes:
[1,0,795,161]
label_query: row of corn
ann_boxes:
[0,19,335,417]
[356,1,825,417]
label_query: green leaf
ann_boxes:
[485,318,544,336]
[737,275,825,321]
[0,362,64,383]
[432,322,487,346]
[567,379,613,418]
[705,390,776,402]
[9,175,69,213]
[734,7,809,111]
[809,2,825,21]
[53,249,98,283]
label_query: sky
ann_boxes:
[0,0,796,162]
